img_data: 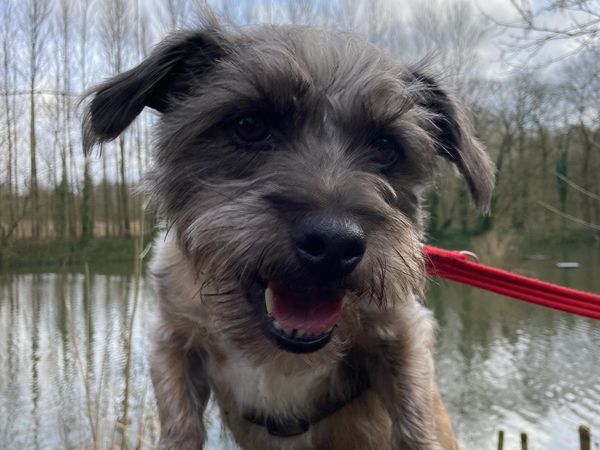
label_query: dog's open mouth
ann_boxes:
[249,280,344,353]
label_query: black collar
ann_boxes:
[242,362,371,438]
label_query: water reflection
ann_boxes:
[431,281,600,450]
[430,244,600,450]
[0,245,599,450]
[0,272,159,450]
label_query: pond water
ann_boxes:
[1,244,599,450]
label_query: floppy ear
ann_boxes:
[82,28,225,153]
[411,72,495,212]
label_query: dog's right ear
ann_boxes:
[83,29,224,153]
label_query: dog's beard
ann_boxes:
[172,186,425,361]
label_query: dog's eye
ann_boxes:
[232,114,271,145]
[372,136,405,168]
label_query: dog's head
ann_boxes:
[84,20,494,360]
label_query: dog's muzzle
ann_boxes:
[246,214,366,353]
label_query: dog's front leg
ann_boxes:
[373,346,442,450]
[370,313,443,450]
[151,327,210,450]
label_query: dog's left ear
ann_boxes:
[82,27,225,153]
[411,72,495,212]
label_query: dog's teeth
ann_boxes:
[282,326,293,336]
[272,320,282,330]
[296,329,306,338]
[265,286,274,315]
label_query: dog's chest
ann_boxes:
[210,352,331,416]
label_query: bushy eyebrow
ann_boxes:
[358,87,416,127]
[171,51,316,132]
[325,87,416,146]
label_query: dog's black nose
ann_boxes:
[293,215,366,280]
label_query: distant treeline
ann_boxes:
[1,0,599,261]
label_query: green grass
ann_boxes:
[1,236,154,273]
[2,227,596,273]
[427,227,598,250]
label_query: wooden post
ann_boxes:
[579,425,591,450]
[497,430,504,450]
[521,432,528,450]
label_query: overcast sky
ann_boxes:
[148,0,587,80]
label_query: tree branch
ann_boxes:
[537,200,600,230]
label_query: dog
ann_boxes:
[83,16,494,450]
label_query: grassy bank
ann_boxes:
[1,236,154,273]
[1,228,597,273]
[426,228,599,250]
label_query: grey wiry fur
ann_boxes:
[84,18,494,450]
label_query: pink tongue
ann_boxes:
[270,283,343,333]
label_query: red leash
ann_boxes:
[423,245,600,320]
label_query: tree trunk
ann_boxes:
[2,37,15,227]
[81,158,94,243]
[578,117,593,223]
[102,154,110,238]
[29,73,39,239]
[80,0,94,243]
[119,134,131,238]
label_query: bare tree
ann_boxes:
[59,0,79,240]
[410,0,492,94]
[25,0,51,239]
[500,0,600,64]
[49,0,75,242]
[80,0,95,243]
[560,46,600,224]
[102,0,132,238]
[2,2,17,228]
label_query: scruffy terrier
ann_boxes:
[84,16,494,450]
